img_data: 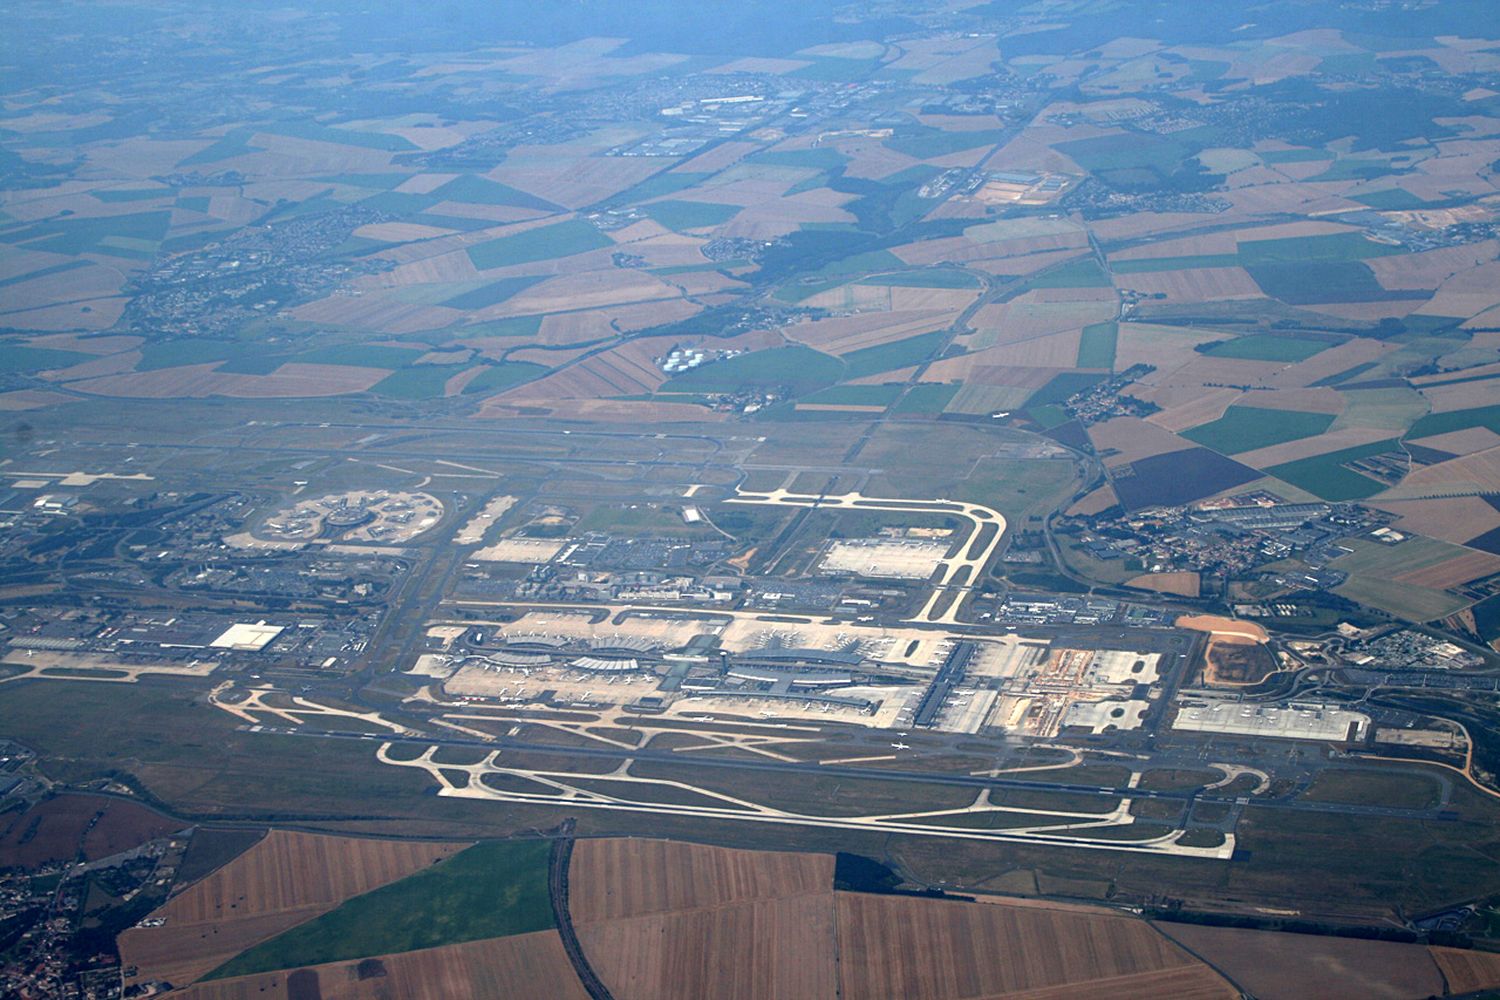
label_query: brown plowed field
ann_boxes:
[569,837,833,924]
[987,963,1239,1000]
[1122,266,1262,302]
[579,894,838,1000]
[1430,946,1500,995]
[168,929,588,1000]
[119,831,465,988]
[0,794,181,868]
[835,892,1229,1000]
[1155,923,1444,1000]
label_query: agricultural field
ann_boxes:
[9,1,1500,992]
[119,832,468,989]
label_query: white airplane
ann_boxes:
[890,742,911,751]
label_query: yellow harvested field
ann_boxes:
[1110,232,1239,261]
[835,893,1232,1000]
[40,350,143,383]
[704,56,813,74]
[1412,361,1500,387]
[1119,266,1262,301]
[2,296,127,331]
[570,838,833,923]
[1367,240,1497,290]
[169,931,588,1000]
[1233,426,1394,469]
[1421,261,1500,318]
[1422,378,1500,413]
[1113,323,1232,370]
[1263,337,1396,390]
[353,221,457,242]
[537,300,699,346]
[1393,549,1500,589]
[365,248,483,286]
[292,293,463,334]
[1126,571,1201,597]
[490,152,663,208]
[119,831,465,988]
[1430,947,1500,996]
[72,363,390,399]
[492,269,678,318]
[1408,426,1500,455]
[0,389,76,410]
[1401,445,1500,493]
[982,329,1083,368]
[784,310,953,355]
[671,141,759,173]
[1141,386,1243,432]
[1067,483,1120,516]
[1089,416,1193,465]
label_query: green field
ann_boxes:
[1407,403,1500,439]
[461,362,547,395]
[1265,438,1400,500]
[1076,321,1118,369]
[892,382,960,414]
[207,839,554,978]
[1025,372,1107,408]
[884,125,1006,159]
[369,366,457,399]
[803,384,903,407]
[1183,406,1336,455]
[0,344,91,373]
[841,330,948,378]
[1236,232,1404,265]
[1,210,171,258]
[1201,334,1331,362]
[1247,260,1410,305]
[642,200,740,231]
[1023,258,1111,289]
[467,220,613,270]
[429,174,559,210]
[663,346,843,394]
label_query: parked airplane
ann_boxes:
[890,742,911,751]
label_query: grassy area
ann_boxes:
[1201,334,1330,362]
[467,220,613,270]
[207,839,554,978]
[664,346,843,395]
[1076,322,1117,369]
[1302,769,1441,810]
[0,210,171,258]
[642,200,740,231]
[842,330,948,379]
[1182,406,1335,455]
